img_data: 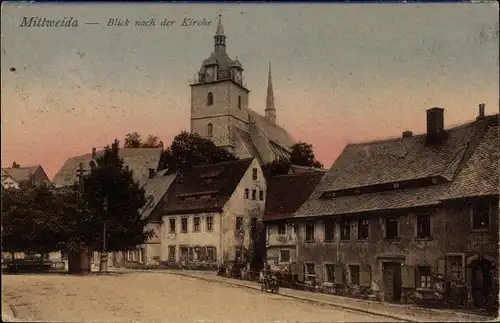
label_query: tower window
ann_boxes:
[238,95,242,109]
[207,123,213,138]
[207,92,214,106]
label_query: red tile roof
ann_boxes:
[263,172,326,222]
[163,158,254,215]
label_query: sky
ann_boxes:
[1,2,499,179]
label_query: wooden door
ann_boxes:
[383,263,395,301]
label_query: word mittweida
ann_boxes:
[19,16,79,28]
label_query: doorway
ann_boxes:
[470,258,494,310]
[383,262,402,302]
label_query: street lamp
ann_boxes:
[99,197,108,273]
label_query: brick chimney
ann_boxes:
[476,103,485,120]
[426,107,446,145]
[402,131,413,138]
[92,148,96,159]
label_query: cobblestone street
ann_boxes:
[3,272,398,323]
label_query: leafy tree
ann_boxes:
[289,142,323,169]
[142,135,163,148]
[124,132,142,148]
[82,139,153,252]
[163,131,238,174]
[263,142,323,177]
[11,161,20,168]
[1,185,61,256]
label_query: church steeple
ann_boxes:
[265,62,276,126]
[214,14,226,53]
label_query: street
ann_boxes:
[2,272,396,322]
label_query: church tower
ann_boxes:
[190,15,250,151]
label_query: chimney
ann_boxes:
[476,103,485,120]
[402,131,413,138]
[159,141,164,150]
[92,148,96,159]
[148,168,156,179]
[426,107,445,145]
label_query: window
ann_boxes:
[251,218,257,236]
[278,222,286,235]
[235,247,243,261]
[206,216,213,231]
[168,246,176,261]
[252,189,256,200]
[325,264,335,283]
[417,214,431,238]
[193,247,201,261]
[417,266,432,289]
[207,92,213,105]
[181,217,188,233]
[207,123,213,137]
[358,219,369,240]
[252,168,258,180]
[280,249,290,263]
[193,217,200,232]
[349,265,360,285]
[259,190,264,201]
[305,223,315,242]
[244,189,249,199]
[238,95,242,109]
[169,218,176,233]
[305,263,316,281]
[180,247,188,260]
[324,220,335,242]
[449,256,463,280]
[206,247,216,261]
[187,247,194,261]
[236,217,243,232]
[472,201,489,230]
[386,217,398,239]
[341,219,351,240]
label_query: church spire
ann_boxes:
[265,62,276,126]
[214,14,226,52]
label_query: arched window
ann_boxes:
[207,123,213,137]
[238,95,242,109]
[207,92,214,106]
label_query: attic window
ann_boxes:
[320,191,335,199]
[393,183,400,189]
[431,178,438,184]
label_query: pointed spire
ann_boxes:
[265,62,276,126]
[214,14,226,52]
[215,14,224,36]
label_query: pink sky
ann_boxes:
[1,3,498,179]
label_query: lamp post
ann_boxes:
[99,197,108,273]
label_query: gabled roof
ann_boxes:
[140,171,177,221]
[164,158,254,215]
[52,148,163,188]
[264,172,326,222]
[234,126,264,164]
[1,165,47,185]
[444,122,499,200]
[295,114,498,218]
[248,109,295,152]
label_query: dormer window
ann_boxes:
[207,123,213,138]
[207,92,214,106]
[393,183,400,189]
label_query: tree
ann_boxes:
[163,131,238,174]
[82,140,153,253]
[289,142,323,169]
[1,184,62,257]
[124,132,142,148]
[263,141,323,177]
[142,135,163,148]
[12,161,20,168]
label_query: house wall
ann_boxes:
[266,222,298,269]
[161,212,221,263]
[294,206,446,293]
[33,167,50,185]
[221,158,266,262]
[2,177,19,189]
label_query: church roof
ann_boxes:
[248,109,295,151]
[234,126,264,165]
